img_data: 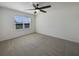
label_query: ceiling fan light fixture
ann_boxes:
[35,9,40,13]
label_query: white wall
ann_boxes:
[36,3,79,43]
[0,7,36,41]
[0,8,2,39]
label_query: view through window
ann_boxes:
[15,16,31,29]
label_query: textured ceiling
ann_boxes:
[0,2,53,15]
[0,2,34,14]
[0,2,79,15]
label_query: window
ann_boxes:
[15,16,31,29]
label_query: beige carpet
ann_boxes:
[0,33,79,56]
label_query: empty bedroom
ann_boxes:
[0,2,79,56]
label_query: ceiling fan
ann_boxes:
[26,3,51,14]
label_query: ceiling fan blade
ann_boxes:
[33,3,36,8]
[40,9,47,13]
[39,5,51,9]
[26,9,35,10]
[37,4,39,6]
[34,11,37,14]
